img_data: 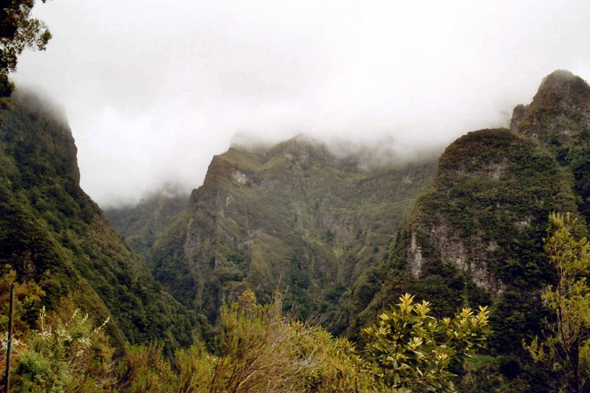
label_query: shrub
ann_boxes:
[364,293,490,392]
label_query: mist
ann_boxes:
[12,0,590,206]
[12,87,69,129]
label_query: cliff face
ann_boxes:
[0,92,198,351]
[400,128,575,294]
[148,137,437,330]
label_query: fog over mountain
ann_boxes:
[12,0,590,206]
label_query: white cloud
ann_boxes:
[13,0,590,205]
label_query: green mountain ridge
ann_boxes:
[0,91,200,352]
[143,136,437,332]
[357,127,576,340]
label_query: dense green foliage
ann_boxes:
[525,213,590,393]
[364,293,490,392]
[0,92,200,352]
[1,284,491,392]
[11,303,112,392]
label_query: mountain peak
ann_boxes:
[534,70,590,106]
[531,69,590,108]
[511,70,590,146]
[538,69,589,92]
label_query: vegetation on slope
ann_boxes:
[147,137,437,333]
[103,186,189,260]
[514,70,590,230]
[0,91,200,352]
[525,212,590,393]
[4,70,590,391]
[350,127,581,391]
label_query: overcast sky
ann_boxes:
[13,0,590,206]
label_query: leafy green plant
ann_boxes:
[363,293,490,392]
[525,212,590,393]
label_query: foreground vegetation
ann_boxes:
[5,212,588,392]
[525,213,590,393]
[0,271,490,392]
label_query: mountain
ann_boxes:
[341,71,590,391]
[354,127,576,346]
[512,70,590,223]
[104,186,189,261]
[0,91,202,351]
[354,70,590,320]
[145,137,437,331]
[95,69,590,389]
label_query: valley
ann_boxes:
[2,70,590,391]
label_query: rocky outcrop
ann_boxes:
[514,70,590,148]
[400,128,576,296]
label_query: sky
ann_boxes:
[13,0,590,207]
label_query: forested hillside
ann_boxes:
[349,70,590,391]
[142,138,437,332]
[0,91,202,351]
[6,69,590,391]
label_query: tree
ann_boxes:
[525,212,590,393]
[0,0,52,108]
[363,293,490,392]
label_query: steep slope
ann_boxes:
[343,128,579,393]
[352,127,576,339]
[401,128,575,293]
[346,72,590,391]
[0,92,200,351]
[104,186,189,260]
[513,69,590,225]
[149,137,437,331]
